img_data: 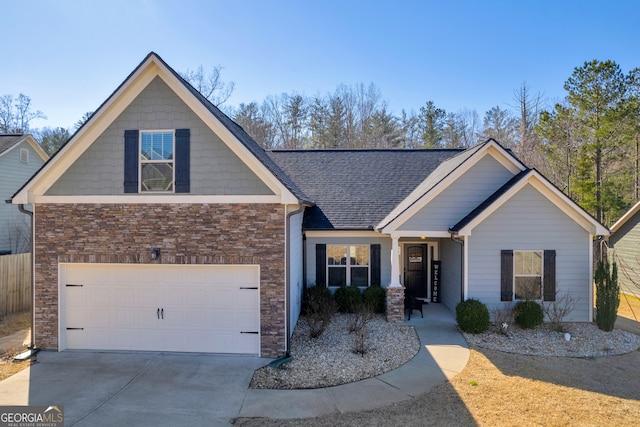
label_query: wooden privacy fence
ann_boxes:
[0,253,31,318]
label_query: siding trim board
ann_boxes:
[454,170,608,236]
[11,54,299,205]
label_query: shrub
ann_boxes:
[456,299,490,334]
[362,286,386,313]
[347,302,375,333]
[334,286,362,313]
[595,260,620,332]
[542,291,577,332]
[514,300,544,329]
[302,286,336,338]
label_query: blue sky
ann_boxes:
[2,1,639,130]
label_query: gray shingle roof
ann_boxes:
[0,134,26,157]
[268,149,464,230]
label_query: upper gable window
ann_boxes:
[20,148,29,163]
[140,131,174,192]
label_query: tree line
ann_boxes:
[2,60,638,226]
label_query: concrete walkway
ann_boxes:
[238,303,470,419]
[0,303,469,425]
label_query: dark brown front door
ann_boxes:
[405,245,427,298]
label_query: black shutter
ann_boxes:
[370,244,381,287]
[124,130,139,193]
[316,244,326,287]
[543,250,556,301]
[501,250,513,301]
[174,128,190,193]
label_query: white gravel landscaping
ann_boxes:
[250,314,420,389]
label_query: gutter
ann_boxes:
[450,232,465,303]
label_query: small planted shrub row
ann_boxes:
[302,285,386,339]
[335,286,386,314]
[457,298,546,333]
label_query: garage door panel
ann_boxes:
[61,264,261,354]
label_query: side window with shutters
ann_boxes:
[124,129,190,194]
[501,249,556,302]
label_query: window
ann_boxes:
[20,148,29,163]
[140,131,174,192]
[514,250,542,300]
[327,245,370,287]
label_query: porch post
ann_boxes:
[386,235,405,323]
[390,235,401,287]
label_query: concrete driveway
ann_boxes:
[0,351,266,426]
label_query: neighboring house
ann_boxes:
[609,200,640,297]
[12,53,609,358]
[0,134,48,254]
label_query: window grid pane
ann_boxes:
[514,250,543,300]
[140,131,174,192]
[327,245,370,287]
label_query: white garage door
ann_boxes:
[60,264,260,354]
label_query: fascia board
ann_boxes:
[456,171,610,236]
[25,135,49,161]
[157,63,298,204]
[16,58,160,203]
[380,143,525,234]
[15,54,298,205]
[32,194,284,204]
[305,230,384,238]
[610,200,640,232]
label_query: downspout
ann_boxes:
[450,232,465,303]
[11,202,36,352]
[285,203,307,357]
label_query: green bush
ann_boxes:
[302,285,333,315]
[334,286,362,313]
[362,286,386,313]
[302,286,335,338]
[514,300,544,329]
[456,299,490,334]
[595,260,620,332]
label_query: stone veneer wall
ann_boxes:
[34,203,286,358]
[386,286,405,323]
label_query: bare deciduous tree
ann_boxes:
[180,65,235,107]
[0,93,46,133]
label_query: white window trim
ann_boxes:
[513,250,544,300]
[139,129,175,193]
[327,244,371,288]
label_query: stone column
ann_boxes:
[386,286,405,323]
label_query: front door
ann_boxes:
[404,245,427,298]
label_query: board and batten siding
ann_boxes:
[305,236,391,288]
[288,209,304,334]
[45,76,272,196]
[611,211,640,297]
[466,184,591,321]
[398,155,515,232]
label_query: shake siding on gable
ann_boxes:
[466,184,591,321]
[398,155,515,231]
[611,212,640,297]
[46,77,272,196]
